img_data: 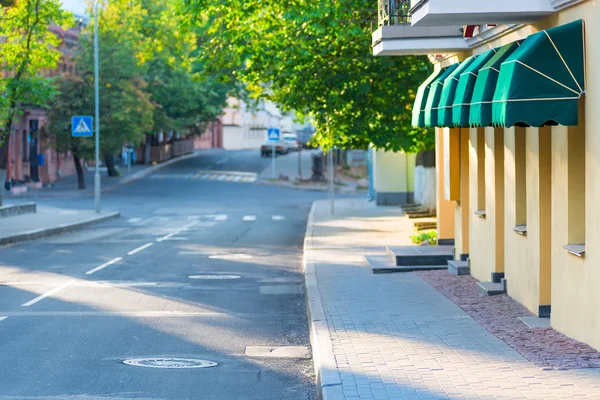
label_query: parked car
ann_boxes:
[261,139,289,157]
[282,133,300,151]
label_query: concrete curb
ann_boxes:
[0,211,120,246]
[119,151,202,185]
[304,202,345,400]
[257,179,366,194]
[0,202,36,218]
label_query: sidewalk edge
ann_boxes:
[304,202,344,400]
[119,151,201,185]
[0,211,120,246]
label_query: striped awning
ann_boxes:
[492,19,586,127]
[423,64,459,127]
[412,69,443,128]
[469,41,521,127]
[436,56,476,128]
[452,49,497,127]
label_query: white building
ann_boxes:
[221,97,306,150]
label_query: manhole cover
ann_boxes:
[209,254,253,260]
[188,275,241,280]
[122,358,218,369]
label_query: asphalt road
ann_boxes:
[0,150,324,400]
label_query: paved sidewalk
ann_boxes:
[0,204,119,246]
[304,198,600,399]
[5,151,202,199]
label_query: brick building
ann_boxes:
[4,23,82,190]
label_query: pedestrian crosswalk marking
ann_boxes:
[149,171,257,183]
[74,119,91,134]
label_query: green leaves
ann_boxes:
[0,0,73,150]
[180,0,434,152]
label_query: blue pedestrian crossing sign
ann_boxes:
[267,128,280,141]
[72,116,93,137]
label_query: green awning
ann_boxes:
[451,49,497,127]
[412,69,443,128]
[437,57,476,127]
[469,41,521,127]
[423,64,459,127]
[492,19,585,127]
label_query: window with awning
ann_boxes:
[452,48,497,128]
[469,41,522,128]
[436,56,476,128]
[412,69,444,128]
[492,19,586,127]
[423,64,459,127]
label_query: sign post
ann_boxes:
[267,127,280,179]
[328,149,335,215]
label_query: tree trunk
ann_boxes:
[144,134,152,165]
[104,153,118,177]
[73,154,86,190]
[0,141,9,207]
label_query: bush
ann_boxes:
[410,230,437,245]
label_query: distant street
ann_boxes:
[0,150,321,399]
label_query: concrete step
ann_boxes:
[477,281,506,296]
[364,255,447,274]
[386,245,453,266]
[447,260,470,276]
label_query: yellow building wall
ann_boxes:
[469,127,505,282]
[547,1,600,351]
[460,1,600,347]
[503,127,551,315]
[453,128,469,259]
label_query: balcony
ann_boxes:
[373,0,467,56]
[409,0,554,27]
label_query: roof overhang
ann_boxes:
[410,0,554,27]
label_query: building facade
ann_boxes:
[4,24,81,189]
[373,0,600,350]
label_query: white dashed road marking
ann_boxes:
[22,279,77,307]
[242,215,256,221]
[157,221,198,242]
[215,158,229,165]
[85,257,123,275]
[272,215,285,221]
[127,218,142,223]
[127,242,154,256]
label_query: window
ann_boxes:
[567,98,585,248]
[514,127,527,231]
[476,128,486,215]
[22,130,28,162]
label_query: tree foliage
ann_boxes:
[0,0,72,157]
[179,0,433,152]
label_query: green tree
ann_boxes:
[180,0,432,152]
[48,74,95,189]
[139,0,228,162]
[0,0,72,204]
[75,0,153,176]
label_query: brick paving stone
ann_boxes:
[308,199,600,399]
[415,270,600,369]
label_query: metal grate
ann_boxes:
[378,0,411,26]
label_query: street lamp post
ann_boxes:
[93,0,101,213]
